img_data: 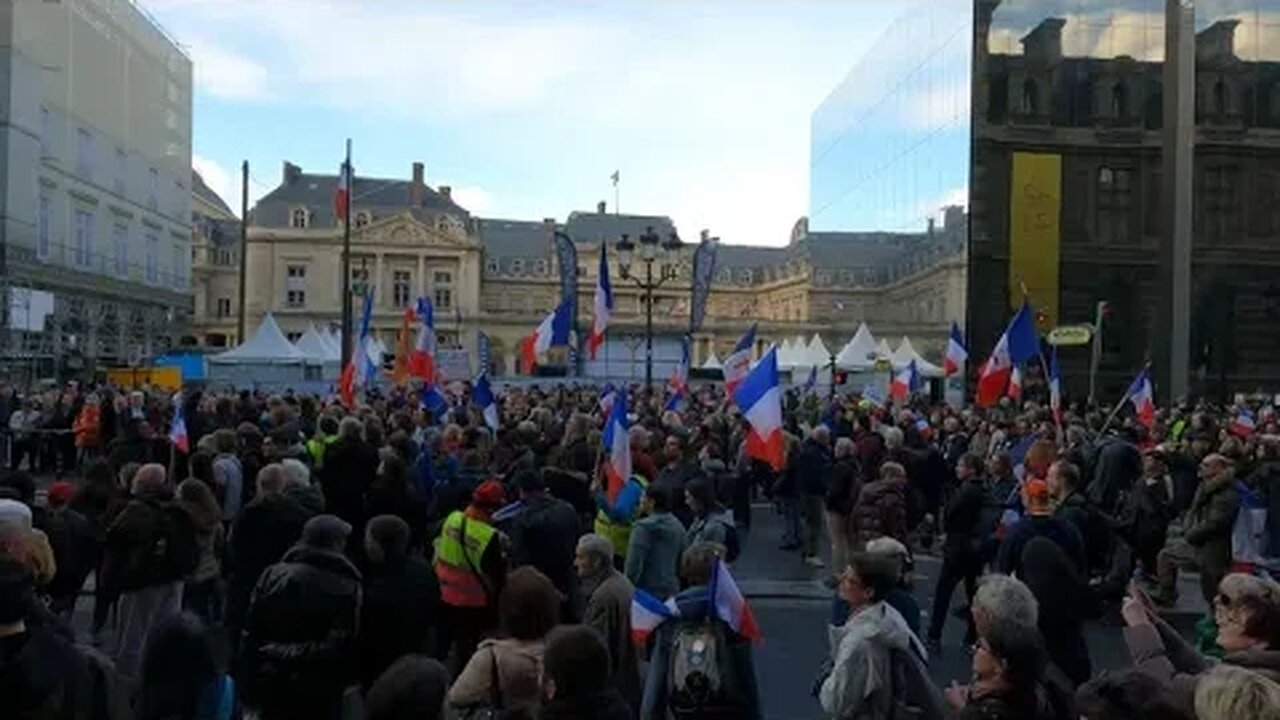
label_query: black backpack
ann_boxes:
[717,519,741,563]
[142,502,200,584]
[666,618,749,718]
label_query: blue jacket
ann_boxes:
[625,512,685,599]
[639,586,762,719]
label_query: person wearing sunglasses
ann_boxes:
[1122,572,1280,704]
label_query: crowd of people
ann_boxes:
[0,378,1278,719]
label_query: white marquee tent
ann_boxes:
[891,336,944,377]
[294,324,342,378]
[209,314,325,390]
[804,334,832,366]
[835,323,882,370]
[701,351,722,371]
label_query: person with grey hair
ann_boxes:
[574,533,641,710]
[971,574,1039,638]
[101,463,192,679]
[239,514,363,719]
[1193,664,1280,720]
[825,436,861,581]
[279,457,325,516]
[320,413,379,550]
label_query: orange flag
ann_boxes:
[391,307,413,385]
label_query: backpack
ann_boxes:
[710,517,741,563]
[149,503,201,583]
[666,618,748,718]
[886,645,947,720]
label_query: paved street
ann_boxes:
[734,502,1203,720]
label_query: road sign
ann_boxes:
[1047,325,1093,346]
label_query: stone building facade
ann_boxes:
[239,161,964,379]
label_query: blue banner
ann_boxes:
[554,230,579,373]
[477,330,491,374]
[690,238,718,332]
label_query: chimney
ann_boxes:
[1021,17,1065,62]
[409,162,425,206]
[927,217,936,236]
[282,161,301,185]
[597,201,607,214]
[439,185,452,200]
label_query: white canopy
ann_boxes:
[319,326,341,359]
[777,339,797,369]
[294,323,338,361]
[876,339,893,360]
[891,336,944,377]
[211,314,306,364]
[701,351,722,370]
[835,323,882,370]
[805,334,832,366]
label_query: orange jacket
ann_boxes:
[73,404,100,449]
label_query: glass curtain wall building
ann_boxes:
[974,0,1280,400]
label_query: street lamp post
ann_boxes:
[616,226,682,388]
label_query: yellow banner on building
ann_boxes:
[1008,152,1061,330]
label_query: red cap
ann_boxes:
[471,479,506,510]
[47,481,75,509]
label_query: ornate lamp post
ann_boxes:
[615,226,683,388]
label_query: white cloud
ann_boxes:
[186,38,269,100]
[451,186,494,215]
[192,153,236,214]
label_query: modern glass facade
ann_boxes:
[810,2,973,234]
[971,0,1280,400]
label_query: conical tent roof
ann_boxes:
[212,314,305,363]
[777,339,796,369]
[875,339,893,359]
[294,323,335,360]
[836,324,881,369]
[891,336,943,377]
[701,351,722,370]
[806,334,832,365]
[318,326,341,359]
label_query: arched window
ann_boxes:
[290,207,309,229]
[1022,78,1039,115]
[1110,82,1128,119]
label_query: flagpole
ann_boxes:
[340,138,354,368]
[1097,363,1148,437]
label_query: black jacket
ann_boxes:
[43,508,100,613]
[1086,438,1141,516]
[997,515,1087,577]
[360,556,440,688]
[0,625,92,720]
[943,477,987,556]
[795,439,833,497]
[239,545,362,715]
[824,456,861,515]
[365,486,428,552]
[507,493,582,599]
[538,688,633,720]
[320,436,379,528]
[226,494,310,628]
[1054,490,1111,573]
[1019,537,1094,686]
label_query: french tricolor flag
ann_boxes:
[333,159,352,221]
[471,373,499,431]
[943,323,967,378]
[602,387,632,503]
[1007,365,1023,402]
[598,384,616,418]
[408,296,437,382]
[422,383,450,421]
[733,345,784,471]
[1231,410,1257,438]
[890,360,919,403]
[977,302,1039,408]
[723,324,757,397]
[665,340,689,412]
[169,402,189,454]
[1126,367,1156,430]
[588,241,614,360]
[340,288,377,408]
[521,298,573,371]
[709,558,761,642]
[630,588,679,646]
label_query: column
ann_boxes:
[417,254,426,298]
[1160,0,1193,402]
[374,252,385,307]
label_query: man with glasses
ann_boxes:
[1154,453,1240,606]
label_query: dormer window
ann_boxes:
[511,258,525,274]
[485,258,499,275]
[533,259,549,276]
[290,207,309,229]
[355,211,371,228]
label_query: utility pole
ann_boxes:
[236,160,249,344]
[1161,0,1194,403]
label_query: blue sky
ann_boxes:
[146,0,910,246]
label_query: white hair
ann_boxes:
[280,458,311,488]
[881,425,904,450]
[973,574,1039,630]
[576,533,614,567]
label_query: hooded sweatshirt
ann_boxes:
[820,601,927,720]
